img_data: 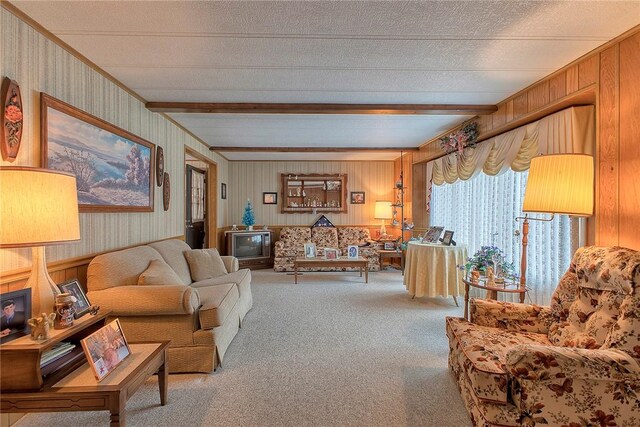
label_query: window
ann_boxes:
[430,169,577,304]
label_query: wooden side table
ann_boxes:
[463,278,528,320]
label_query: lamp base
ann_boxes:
[380,221,387,236]
[24,246,60,316]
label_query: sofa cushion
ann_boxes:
[185,248,228,281]
[148,239,193,285]
[311,227,338,249]
[197,284,239,329]
[137,259,184,286]
[191,269,251,290]
[446,317,551,405]
[88,246,164,292]
[602,295,640,359]
[337,227,372,249]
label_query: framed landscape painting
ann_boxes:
[41,93,155,212]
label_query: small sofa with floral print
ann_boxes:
[446,246,640,427]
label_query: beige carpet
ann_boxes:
[18,269,471,427]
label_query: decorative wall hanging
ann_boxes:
[311,215,335,228]
[1,77,23,161]
[163,172,170,211]
[221,182,227,200]
[439,122,479,155]
[156,146,164,186]
[41,93,155,212]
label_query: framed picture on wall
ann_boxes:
[221,183,227,200]
[263,192,277,205]
[41,93,155,213]
[350,191,365,204]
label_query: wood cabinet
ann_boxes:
[281,173,347,213]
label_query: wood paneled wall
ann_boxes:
[0,7,229,290]
[227,161,394,228]
[414,26,640,249]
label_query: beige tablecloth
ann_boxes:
[404,241,468,298]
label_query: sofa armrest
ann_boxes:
[87,285,200,316]
[221,256,239,273]
[470,298,552,334]
[506,344,640,382]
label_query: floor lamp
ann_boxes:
[516,154,594,286]
[0,168,80,315]
[374,201,393,237]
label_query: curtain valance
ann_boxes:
[431,106,594,185]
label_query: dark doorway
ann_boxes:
[186,164,207,249]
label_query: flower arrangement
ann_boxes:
[464,245,515,277]
[439,122,479,155]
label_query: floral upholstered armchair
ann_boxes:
[446,246,640,427]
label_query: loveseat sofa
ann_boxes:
[446,246,640,426]
[273,226,380,272]
[86,239,252,373]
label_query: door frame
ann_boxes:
[184,147,218,249]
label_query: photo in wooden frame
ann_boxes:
[0,288,31,344]
[324,248,339,260]
[350,191,365,204]
[58,279,91,319]
[263,192,277,205]
[81,318,131,381]
[41,93,155,212]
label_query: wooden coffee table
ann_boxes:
[294,256,368,283]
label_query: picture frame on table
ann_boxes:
[422,226,444,243]
[0,288,31,344]
[324,248,339,260]
[383,242,396,250]
[263,192,277,205]
[347,245,359,259]
[350,191,365,204]
[58,278,92,319]
[41,93,155,213]
[441,230,455,246]
[81,318,131,381]
[304,242,317,258]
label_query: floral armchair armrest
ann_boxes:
[470,298,552,334]
[505,344,640,426]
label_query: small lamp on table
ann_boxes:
[0,167,80,315]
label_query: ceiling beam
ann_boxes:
[147,102,497,115]
[210,146,419,152]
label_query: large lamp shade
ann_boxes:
[0,167,80,315]
[523,154,594,216]
[374,201,393,220]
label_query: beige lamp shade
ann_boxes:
[523,154,594,216]
[374,200,393,220]
[0,167,80,247]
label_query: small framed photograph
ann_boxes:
[384,242,396,250]
[58,279,92,318]
[347,245,359,259]
[81,319,131,381]
[350,191,365,204]
[422,226,444,243]
[304,242,317,258]
[221,183,227,200]
[324,248,339,260]
[1,288,31,344]
[263,192,277,205]
[441,230,455,246]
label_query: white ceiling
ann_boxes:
[12,1,640,161]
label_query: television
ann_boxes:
[226,231,271,260]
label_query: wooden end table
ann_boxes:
[294,256,368,283]
[463,278,529,320]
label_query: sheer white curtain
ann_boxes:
[430,169,576,304]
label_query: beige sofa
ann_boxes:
[86,239,252,373]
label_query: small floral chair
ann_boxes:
[446,246,640,427]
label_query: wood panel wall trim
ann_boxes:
[0,235,185,286]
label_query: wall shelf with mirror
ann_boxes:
[281,173,347,214]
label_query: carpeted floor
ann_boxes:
[18,269,471,427]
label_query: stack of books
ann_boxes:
[40,342,76,368]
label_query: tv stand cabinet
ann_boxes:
[0,312,169,426]
[225,230,273,270]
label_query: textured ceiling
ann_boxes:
[11,0,640,160]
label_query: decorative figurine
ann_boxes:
[470,269,480,283]
[486,267,495,286]
[28,313,56,341]
[54,293,77,329]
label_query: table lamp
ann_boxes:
[0,167,80,315]
[516,154,593,285]
[374,200,393,236]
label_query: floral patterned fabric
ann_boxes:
[337,227,373,250]
[470,299,553,334]
[448,246,640,427]
[311,227,339,250]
